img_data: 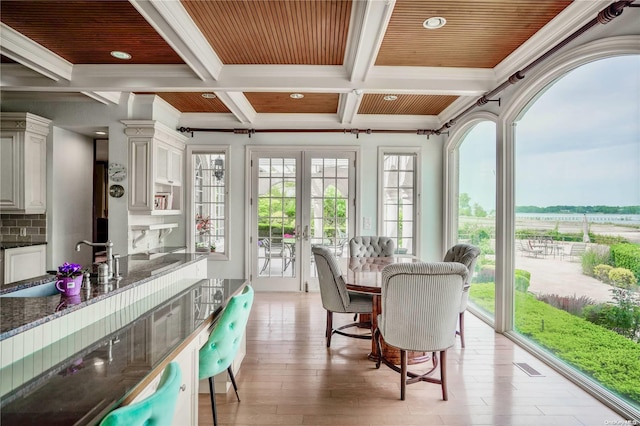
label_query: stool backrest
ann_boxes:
[199,285,254,380]
[99,362,181,426]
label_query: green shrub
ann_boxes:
[584,302,640,342]
[593,264,613,283]
[609,267,638,289]
[469,284,640,404]
[582,249,611,276]
[514,269,530,293]
[475,265,495,283]
[610,243,640,282]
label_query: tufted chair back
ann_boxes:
[199,285,254,380]
[349,236,395,258]
[100,362,181,426]
[443,243,480,288]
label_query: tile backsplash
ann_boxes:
[0,214,47,243]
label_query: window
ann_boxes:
[457,121,496,321]
[514,56,640,414]
[192,151,227,255]
[379,150,419,255]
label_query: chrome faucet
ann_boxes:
[75,240,114,279]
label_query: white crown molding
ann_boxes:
[344,0,395,82]
[351,114,440,130]
[0,23,72,81]
[129,0,223,81]
[437,96,481,126]
[493,1,607,82]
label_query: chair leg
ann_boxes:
[259,258,270,273]
[459,311,465,348]
[440,350,448,401]
[400,349,407,401]
[326,310,333,347]
[208,376,218,426]
[227,365,240,402]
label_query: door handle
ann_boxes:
[303,225,309,241]
[295,225,301,241]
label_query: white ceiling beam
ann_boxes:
[343,0,395,82]
[213,92,257,124]
[0,23,72,82]
[80,91,122,105]
[1,64,493,95]
[128,0,223,81]
[338,91,363,124]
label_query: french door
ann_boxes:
[249,149,356,291]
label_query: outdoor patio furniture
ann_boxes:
[563,243,587,261]
[518,239,544,258]
[259,238,294,273]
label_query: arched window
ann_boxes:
[514,55,640,412]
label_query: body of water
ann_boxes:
[516,213,640,225]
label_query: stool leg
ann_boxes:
[208,376,218,426]
[228,365,241,401]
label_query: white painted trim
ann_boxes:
[0,23,72,81]
[80,91,121,105]
[337,92,363,124]
[214,92,257,124]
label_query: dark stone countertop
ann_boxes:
[1,277,248,425]
[0,241,47,250]
[0,253,206,339]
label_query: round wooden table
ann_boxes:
[341,256,431,365]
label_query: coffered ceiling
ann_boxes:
[0,1,621,131]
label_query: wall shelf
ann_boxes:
[131,223,178,248]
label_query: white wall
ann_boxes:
[48,127,94,270]
[186,131,445,279]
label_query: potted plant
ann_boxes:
[55,262,84,296]
[195,242,209,253]
[210,242,217,253]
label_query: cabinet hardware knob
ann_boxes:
[180,384,186,392]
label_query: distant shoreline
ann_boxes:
[460,215,640,244]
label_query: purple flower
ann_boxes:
[57,262,83,278]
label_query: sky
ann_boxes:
[459,55,640,210]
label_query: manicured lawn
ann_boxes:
[470,283,640,406]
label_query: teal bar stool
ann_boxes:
[100,362,181,426]
[199,285,254,426]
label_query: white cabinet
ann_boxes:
[0,113,51,214]
[123,121,187,215]
[3,244,46,283]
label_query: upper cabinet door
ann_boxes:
[0,113,51,214]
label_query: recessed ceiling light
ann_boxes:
[95,131,107,136]
[383,95,398,101]
[423,17,446,29]
[201,93,216,99]
[290,93,304,99]
[110,51,131,60]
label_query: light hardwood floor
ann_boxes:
[199,292,626,426]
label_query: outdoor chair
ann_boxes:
[443,243,481,348]
[312,246,373,347]
[518,239,544,258]
[259,238,294,273]
[349,236,395,258]
[375,262,467,401]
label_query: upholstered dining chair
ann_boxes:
[443,243,481,348]
[100,362,181,426]
[312,246,373,347]
[349,236,395,258]
[199,285,254,426]
[375,262,467,401]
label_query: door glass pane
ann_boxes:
[194,153,225,254]
[309,157,351,277]
[257,158,296,277]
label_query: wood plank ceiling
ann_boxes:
[0,0,575,123]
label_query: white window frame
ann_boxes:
[186,145,230,259]
[377,147,421,256]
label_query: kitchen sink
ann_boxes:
[0,281,60,298]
